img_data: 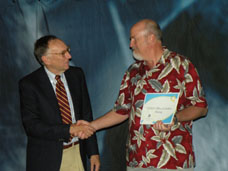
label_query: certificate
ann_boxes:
[140,93,180,125]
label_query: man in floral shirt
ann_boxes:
[79,19,208,171]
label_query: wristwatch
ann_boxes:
[174,114,178,125]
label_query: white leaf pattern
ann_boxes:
[170,56,181,74]
[156,142,162,149]
[175,144,187,154]
[159,131,166,139]
[142,155,149,166]
[132,126,146,147]
[189,154,194,168]
[179,124,186,132]
[120,72,130,90]
[131,74,141,86]
[161,80,170,93]
[141,149,157,166]
[157,149,170,168]
[185,123,192,135]
[135,100,144,108]
[146,68,160,77]
[152,127,160,136]
[185,73,193,83]
[172,135,183,145]
[187,87,204,104]
[129,158,138,167]
[151,136,161,142]
[148,79,162,92]
[157,63,173,80]
[135,108,142,118]
[117,93,125,105]
[128,144,137,153]
[163,140,177,160]
[171,122,180,131]
[129,107,135,125]
[173,78,185,97]
[165,131,171,140]
[197,80,204,97]
[162,49,171,63]
[134,79,147,95]
[183,160,188,168]
[182,59,189,72]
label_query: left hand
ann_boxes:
[90,154,100,171]
[153,120,174,131]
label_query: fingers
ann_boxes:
[153,120,172,131]
[90,155,100,171]
[76,120,90,126]
[70,121,96,139]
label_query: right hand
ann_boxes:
[70,122,95,139]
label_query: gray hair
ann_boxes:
[144,20,163,42]
[34,35,58,65]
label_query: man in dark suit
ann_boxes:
[19,35,100,171]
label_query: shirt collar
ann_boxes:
[44,67,64,84]
[140,47,171,69]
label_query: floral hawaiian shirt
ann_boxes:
[113,48,207,169]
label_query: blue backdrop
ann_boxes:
[0,0,227,170]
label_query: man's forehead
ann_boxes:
[130,24,145,36]
[130,29,146,39]
[48,39,67,49]
[49,39,63,45]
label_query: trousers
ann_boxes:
[60,144,84,171]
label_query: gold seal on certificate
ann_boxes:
[140,93,180,125]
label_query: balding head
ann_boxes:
[132,19,163,42]
[129,19,164,64]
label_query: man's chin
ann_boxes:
[64,65,70,70]
[133,53,143,61]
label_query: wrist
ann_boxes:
[91,121,98,131]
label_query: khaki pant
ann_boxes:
[60,144,84,171]
[127,166,194,171]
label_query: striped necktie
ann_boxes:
[55,75,72,124]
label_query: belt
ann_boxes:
[63,141,79,150]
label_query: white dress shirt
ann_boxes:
[44,67,79,144]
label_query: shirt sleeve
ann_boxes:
[113,70,132,115]
[184,59,208,108]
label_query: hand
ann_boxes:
[70,123,95,139]
[153,120,173,131]
[76,120,91,126]
[90,155,100,171]
[76,120,97,139]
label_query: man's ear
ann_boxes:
[148,33,155,42]
[148,34,158,45]
[41,55,49,65]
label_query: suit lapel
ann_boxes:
[37,68,62,120]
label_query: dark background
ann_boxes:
[0,0,227,170]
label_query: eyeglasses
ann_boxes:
[47,47,70,57]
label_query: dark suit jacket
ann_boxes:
[19,66,99,171]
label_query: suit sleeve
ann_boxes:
[19,78,71,142]
[79,69,99,157]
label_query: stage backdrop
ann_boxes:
[0,0,227,170]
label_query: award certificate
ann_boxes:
[140,93,180,124]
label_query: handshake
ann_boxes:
[69,120,96,139]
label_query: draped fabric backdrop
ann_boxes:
[0,0,227,170]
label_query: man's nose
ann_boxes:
[129,40,135,49]
[65,51,72,59]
